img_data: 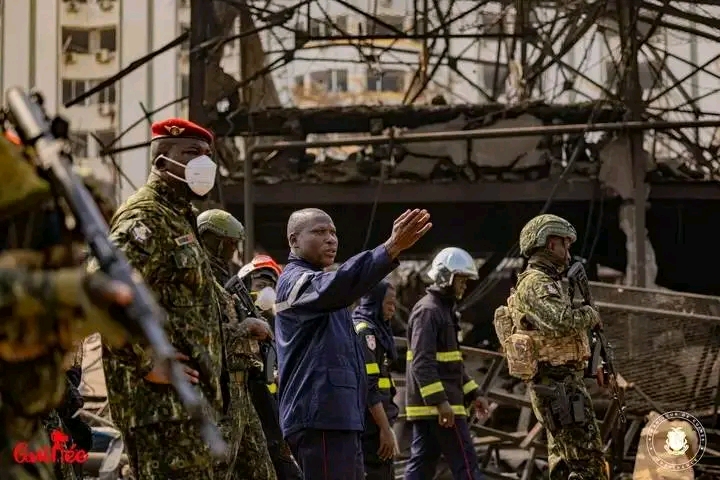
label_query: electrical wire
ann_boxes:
[66,0,720,202]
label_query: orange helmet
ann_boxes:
[238,255,282,283]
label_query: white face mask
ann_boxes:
[255,286,277,312]
[158,154,217,196]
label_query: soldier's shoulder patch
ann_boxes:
[544,282,561,297]
[174,233,196,246]
[366,334,376,351]
[130,221,152,243]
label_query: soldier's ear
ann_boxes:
[153,155,168,171]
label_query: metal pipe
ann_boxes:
[247,118,720,154]
[188,0,207,125]
[242,116,720,249]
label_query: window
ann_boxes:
[94,81,116,104]
[181,75,190,97]
[335,70,348,92]
[334,16,348,34]
[482,64,509,94]
[61,27,117,54]
[367,69,405,92]
[99,28,116,51]
[69,133,88,158]
[63,79,117,105]
[309,70,331,91]
[309,19,323,37]
[94,130,116,151]
[62,28,90,53]
[309,70,348,93]
[62,79,87,105]
[365,15,404,35]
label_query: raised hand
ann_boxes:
[384,209,432,259]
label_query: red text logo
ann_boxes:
[13,429,89,464]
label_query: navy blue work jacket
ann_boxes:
[274,245,399,437]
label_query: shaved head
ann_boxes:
[287,208,338,267]
[287,208,332,239]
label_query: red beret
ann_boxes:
[150,118,214,145]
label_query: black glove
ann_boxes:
[58,374,84,419]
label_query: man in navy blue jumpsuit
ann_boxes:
[275,208,432,480]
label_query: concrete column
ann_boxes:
[2,0,32,92]
[34,0,59,113]
[151,0,179,119]
[117,0,151,201]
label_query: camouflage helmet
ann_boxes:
[197,209,245,240]
[519,214,577,257]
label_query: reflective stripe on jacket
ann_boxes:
[354,321,399,432]
[274,245,399,436]
[404,287,480,421]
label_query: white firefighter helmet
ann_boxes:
[427,247,478,287]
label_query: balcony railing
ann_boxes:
[62,50,119,80]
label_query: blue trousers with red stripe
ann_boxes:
[286,429,364,480]
[404,418,484,480]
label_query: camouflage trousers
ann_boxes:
[528,370,609,480]
[214,376,277,480]
[126,420,223,480]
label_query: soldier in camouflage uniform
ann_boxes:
[494,214,607,480]
[0,131,134,480]
[103,119,228,479]
[196,209,278,480]
[45,168,115,480]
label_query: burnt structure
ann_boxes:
[186,1,720,297]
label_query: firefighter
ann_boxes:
[404,247,489,480]
[238,255,283,327]
[239,255,304,480]
[353,280,400,480]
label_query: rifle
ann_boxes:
[224,274,277,385]
[566,261,626,424]
[4,88,227,457]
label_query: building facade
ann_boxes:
[1,0,717,201]
[0,0,232,201]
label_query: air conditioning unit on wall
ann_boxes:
[95,49,115,64]
[98,0,114,12]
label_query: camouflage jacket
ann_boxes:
[103,173,225,429]
[0,142,126,478]
[513,254,599,336]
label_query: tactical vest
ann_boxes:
[494,285,590,381]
